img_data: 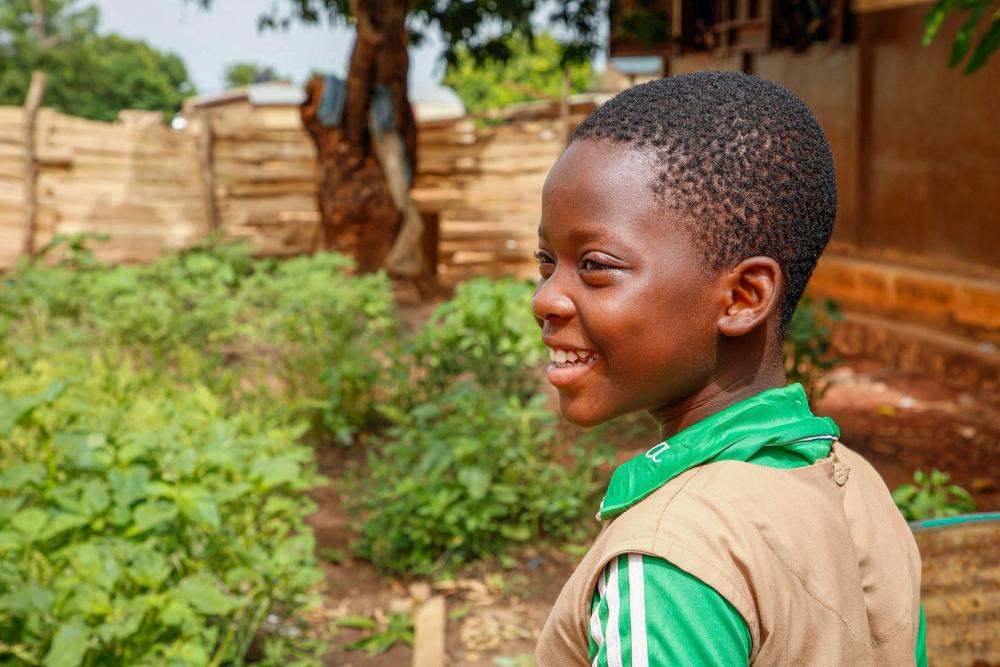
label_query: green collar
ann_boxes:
[598,383,840,520]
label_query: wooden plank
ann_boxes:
[22,71,45,255]
[412,596,446,667]
[222,181,316,197]
[213,141,315,162]
[37,175,203,200]
[852,0,931,12]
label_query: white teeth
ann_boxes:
[548,348,595,365]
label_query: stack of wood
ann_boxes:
[205,102,319,256]
[31,109,208,264]
[0,96,599,281]
[0,108,25,268]
[413,112,592,286]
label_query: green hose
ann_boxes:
[908,512,1000,532]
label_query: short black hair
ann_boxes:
[573,71,837,333]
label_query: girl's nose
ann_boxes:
[531,274,576,323]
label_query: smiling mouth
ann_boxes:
[546,348,599,387]
[548,348,596,366]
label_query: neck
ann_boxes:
[648,357,787,441]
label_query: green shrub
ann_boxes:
[354,386,602,575]
[893,469,976,521]
[0,358,326,665]
[784,297,843,400]
[0,237,399,442]
[401,277,546,404]
[241,253,398,443]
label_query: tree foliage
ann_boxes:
[223,61,287,89]
[924,0,1000,74]
[192,0,607,67]
[443,32,593,114]
[0,0,195,121]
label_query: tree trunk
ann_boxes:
[300,0,430,278]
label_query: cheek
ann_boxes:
[600,282,719,388]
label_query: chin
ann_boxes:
[557,394,614,429]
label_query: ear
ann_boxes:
[717,256,783,337]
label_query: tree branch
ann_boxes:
[342,0,383,147]
[29,0,62,50]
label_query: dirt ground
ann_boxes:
[306,354,999,666]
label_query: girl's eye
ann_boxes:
[581,257,610,271]
[534,250,555,277]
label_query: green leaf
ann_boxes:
[176,486,220,529]
[42,622,90,667]
[0,462,46,491]
[67,583,112,617]
[0,496,26,522]
[108,465,150,507]
[11,507,49,538]
[0,381,66,435]
[966,14,1000,73]
[949,2,988,66]
[54,432,113,471]
[81,480,110,516]
[336,615,378,630]
[175,576,238,615]
[160,598,197,630]
[458,466,491,500]
[128,501,178,535]
[923,2,950,45]
[65,542,119,590]
[0,584,54,615]
[253,455,301,489]
[40,512,90,540]
[126,549,170,589]
[499,523,532,541]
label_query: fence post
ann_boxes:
[21,70,45,257]
[199,110,219,232]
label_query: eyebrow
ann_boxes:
[537,224,618,247]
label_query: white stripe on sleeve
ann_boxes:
[590,570,606,659]
[605,558,623,667]
[628,553,648,667]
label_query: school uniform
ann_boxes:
[537,383,928,666]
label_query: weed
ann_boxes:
[893,469,976,520]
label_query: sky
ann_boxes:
[91,0,458,101]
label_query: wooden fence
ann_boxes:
[0,100,584,283]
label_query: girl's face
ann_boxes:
[532,140,726,427]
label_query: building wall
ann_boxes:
[753,46,861,249]
[668,4,1000,277]
[860,5,1000,273]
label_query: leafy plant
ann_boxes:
[443,32,592,115]
[241,252,397,443]
[1,235,399,441]
[401,277,547,405]
[354,387,602,575]
[784,297,843,401]
[924,0,1000,74]
[0,357,326,665]
[892,469,976,520]
[340,613,413,655]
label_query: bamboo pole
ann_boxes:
[21,70,45,257]
[560,65,572,147]
[199,110,220,231]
